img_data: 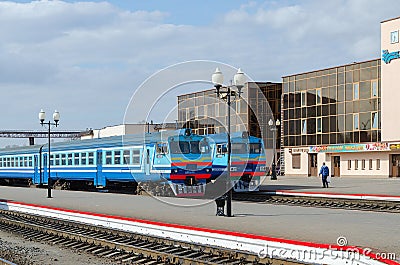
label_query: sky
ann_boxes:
[1,0,400,146]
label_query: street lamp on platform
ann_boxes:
[39,109,60,198]
[268,118,280,180]
[212,67,246,217]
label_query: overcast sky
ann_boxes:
[1,0,400,143]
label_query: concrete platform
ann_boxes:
[261,175,400,198]
[0,186,399,258]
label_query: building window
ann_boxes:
[292,154,301,169]
[372,112,378,129]
[355,159,358,170]
[353,83,359,100]
[371,80,378,97]
[391,30,399,44]
[369,159,373,170]
[301,119,307,135]
[348,160,351,170]
[376,159,380,170]
[301,91,306,106]
[353,113,359,130]
[316,117,322,133]
[316,88,322,105]
[362,159,365,170]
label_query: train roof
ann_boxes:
[207,132,262,144]
[0,129,204,155]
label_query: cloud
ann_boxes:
[1,0,400,138]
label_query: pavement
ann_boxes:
[260,175,400,197]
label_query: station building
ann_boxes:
[283,17,400,178]
[177,17,400,178]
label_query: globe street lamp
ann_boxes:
[268,118,280,180]
[212,67,246,217]
[39,109,60,198]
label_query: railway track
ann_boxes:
[233,192,400,213]
[0,210,305,265]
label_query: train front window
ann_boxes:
[250,143,262,154]
[170,141,190,154]
[156,142,168,154]
[232,143,247,154]
[190,141,200,154]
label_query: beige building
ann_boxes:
[282,16,400,178]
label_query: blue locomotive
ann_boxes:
[0,129,212,197]
[208,132,267,192]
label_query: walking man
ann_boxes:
[319,162,330,188]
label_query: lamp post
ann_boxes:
[268,118,280,180]
[39,109,60,198]
[212,67,246,217]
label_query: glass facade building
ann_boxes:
[282,59,381,147]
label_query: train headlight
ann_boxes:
[173,169,179,173]
[230,167,237,172]
[260,166,266,171]
[205,168,211,173]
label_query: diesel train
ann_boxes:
[0,129,267,196]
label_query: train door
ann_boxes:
[308,154,318,176]
[144,147,151,175]
[333,156,340,177]
[96,150,105,187]
[43,153,49,184]
[391,155,400,177]
[33,155,39,185]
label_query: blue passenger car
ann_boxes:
[0,129,212,197]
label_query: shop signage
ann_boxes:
[389,143,400,150]
[382,49,400,64]
[289,148,308,154]
[309,142,389,153]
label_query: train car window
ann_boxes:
[88,152,94,165]
[55,154,60,166]
[132,149,141,164]
[74,153,80,166]
[28,157,33,167]
[217,144,227,154]
[81,152,87,165]
[199,140,210,153]
[23,157,28,167]
[11,157,14,167]
[232,143,246,154]
[190,141,200,154]
[105,151,112,165]
[249,143,262,154]
[67,154,73,166]
[49,155,54,166]
[156,142,168,154]
[0,158,2,167]
[170,141,190,154]
[7,158,11,167]
[19,158,23,167]
[61,154,67,166]
[114,150,121,165]
[123,150,130,164]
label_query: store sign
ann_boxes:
[309,143,389,153]
[382,49,400,64]
[290,148,308,154]
[389,143,400,150]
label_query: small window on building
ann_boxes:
[292,154,301,169]
[372,112,378,129]
[354,159,359,170]
[301,91,306,106]
[369,159,373,170]
[316,88,322,105]
[301,119,307,135]
[371,80,378,97]
[353,83,359,100]
[353,113,359,130]
[362,159,365,170]
[348,160,351,170]
[316,117,322,133]
[376,159,380,170]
